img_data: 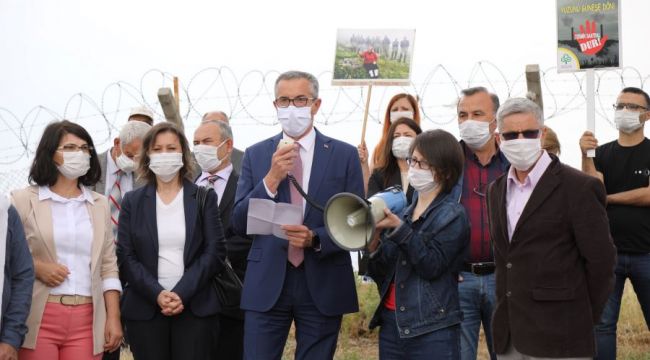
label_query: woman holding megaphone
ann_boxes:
[366,129,469,359]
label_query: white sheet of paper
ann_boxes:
[247,198,303,240]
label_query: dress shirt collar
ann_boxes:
[106,149,119,175]
[38,185,94,204]
[197,163,234,184]
[463,138,502,167]
[507,150,552,189]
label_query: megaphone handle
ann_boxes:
[288,174,324,212]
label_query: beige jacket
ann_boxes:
[11,186,119,355]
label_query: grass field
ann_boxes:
[333,47,410,81]
[282,279,650,360]
[121,280,649,359]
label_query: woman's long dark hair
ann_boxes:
[376,117,422,188]
[372,93,421,168]
[137,122,195,185]
[29,120,101,187]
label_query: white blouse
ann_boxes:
[39,186,121,296]
[156,188,186,290]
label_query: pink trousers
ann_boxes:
[19,303,101,360]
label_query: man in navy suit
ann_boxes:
[232,70,364,360]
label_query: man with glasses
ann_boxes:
[487,97,615,359]
[456,86,508,360]
[580,86,650,360]
[232,71,364,360]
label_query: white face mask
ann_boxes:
[277,106,313,138]
[459,119,493,150]
[614,110,642,134]
[390,110,414,123]
[499,138,542,171]
[194,141,227,173]
[57,151,91,180]
[407,167,437,193]
[391,136,413,159]
[115,153,136,173]
[149,152,183,183]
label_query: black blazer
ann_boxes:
[217,170,253,280]
[368,168,414,203]
[487,155,616,357]
[116,179,227,321]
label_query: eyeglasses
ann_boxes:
[613,103,648,111]
[406,157,431,170]
[57,144,94,153]
[275,96,316,108]
[500,129,540,141]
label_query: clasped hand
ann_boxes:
[157,290,184,316]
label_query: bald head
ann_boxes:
[202,111,229,124]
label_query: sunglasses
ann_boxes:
[500,129,540,141]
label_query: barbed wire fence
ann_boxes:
[0,61,648,193]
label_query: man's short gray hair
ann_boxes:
[274,71,319,99]
[202,111,229,122]
[119,120,151,148]
[459,86,500,114]
[201,120,233,141]
[496,97,544,131]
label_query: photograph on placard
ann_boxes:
[557,0,620,72]
[332,29,415,85]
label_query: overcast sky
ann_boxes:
[1,0,649,173]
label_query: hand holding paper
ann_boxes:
[246,198,303,240]
[281,224,313,248]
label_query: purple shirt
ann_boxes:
[196,163,233,206]
[506,151,552,241]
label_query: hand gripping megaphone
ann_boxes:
[324,186,407,251]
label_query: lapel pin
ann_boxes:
[324,144,329,149]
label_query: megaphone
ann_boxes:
[324,186,407,251]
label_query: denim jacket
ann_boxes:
[368,190,469,338]
[2,206,34,349]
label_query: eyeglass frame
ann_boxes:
[406,157,432,170]
[612,103,648,111]
[56,144,94,153]
[499,129,541,141]
[274,96,317,108]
